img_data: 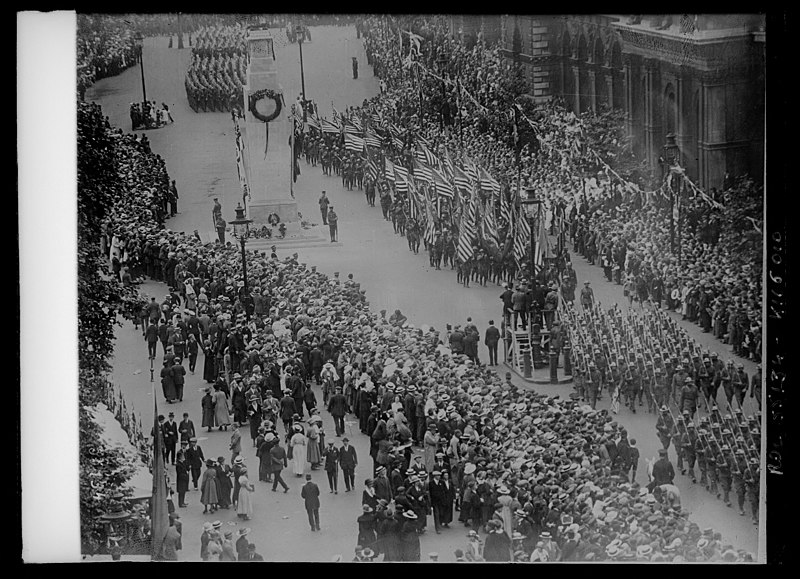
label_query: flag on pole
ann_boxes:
[440,148,455,180]
[534,212,551,269]
[499,187,512,226]
[344,133,365,153]
[462,156,479,185]
[394,166,410,193]
[322,119,339,134]
[407,179,421,220]
[452,165,471,193]
[482,200,500,248]
[350,115,363,133]
[457,187,478,264]
[412,158,433,185]
[513,206,531,266]
[478,166,501,196]
[384,157,396,182]
[432,166,454,199]
[424,188,438,246]
[150,387,169,560]
[366,154,380,182]
[364,130,382,149]
[306,114,321,132]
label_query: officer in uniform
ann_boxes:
[679,377,699,420]
[655,406,674,450]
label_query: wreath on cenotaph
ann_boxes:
[248,88,283,123]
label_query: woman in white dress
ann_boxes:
[236,470,254,520]
[290,424,308,477]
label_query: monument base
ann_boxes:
[247,199,299,224]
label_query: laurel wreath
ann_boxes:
[248,89,282,123]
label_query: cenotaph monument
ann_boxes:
[240,27,298,224]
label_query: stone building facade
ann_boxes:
[455,15,765,190]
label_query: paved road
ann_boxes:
[90,25,761,560]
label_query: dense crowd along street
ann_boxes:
[74,14,765,563]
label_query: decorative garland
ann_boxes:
[248,88,282,123]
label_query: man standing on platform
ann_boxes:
[328,206,339,242]
[319,191,330,225]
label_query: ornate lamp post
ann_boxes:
[230,203,253,320]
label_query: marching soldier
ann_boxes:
[670,364,687,407]
[673,413,687,473]
[732,448,749,516]
[697,357,712,401]
[705,437,719,497]
[720,360,734,405]
[717,446,734,508]
[642,360,656,414]
[608,361,622,413]
[732,363,749,407]
[573,355,586,402]
[695,428,708,486]
[586,362,602,410]
[655,406,674,450]
[679,377,699,420]
[653,367,669,409]
[683,422,698,483]
[745,458,760,525]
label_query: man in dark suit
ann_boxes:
[484,320,501,366]
[279,389,297,436]
[178,412,195,444]
[170,357,187,402]
[185,437,205,490]
[327,386,349,436]
[338,437,358,492]
[301,474,321,531]
[243,543,264,561]
[235,529,250,560]
[162,411,179,465]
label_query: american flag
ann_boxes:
[322,119,339,134]
[432,166,454,199]
[364,130,382,149]
[534,214,552,270]
[394,166,409,192]
[424,190,438,246]
[462,155,479,185]
[306,115,321,132]
[479,166,501,196]
[414,139,438,168]
[366,154,380,182]
[344,133,365,152]
[481,200,500,248]
[440,148,455,180]
[350,115,363,133]
[457,187,478,264]
[412,158,433,185]
[513,206,532,266]
[407,180,421,221]
[384,157,396,182]
[499,187,513,226]
[452,165,471,193]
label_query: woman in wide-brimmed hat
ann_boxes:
[200,459,219,514]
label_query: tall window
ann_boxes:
[664,84,677,135]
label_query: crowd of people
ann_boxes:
[189,23,247,58]
[77,14,141,99]
[130,101,174,130]
[185,52,247,113]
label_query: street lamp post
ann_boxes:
[230,203,253,320]
[296,25,306,107]
[134,32,147,103]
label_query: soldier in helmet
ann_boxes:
[670,364,687,407]
[695,427,708,486]
[732,448,749,516]
[673,413,688,473]
[717,445,734,507]
[733,363,749,407]
[679,377,699,420]
[573,354,586,402]
[642,360,656,414]
[683,422,698,483]
[655,406,674,450]
[653,367,669,409]
[745,458,760,525]
[697,357,712,401]
[719,360,734,405]
[586,362,602,410]
[608,361,622,414]
[749,364,762,410]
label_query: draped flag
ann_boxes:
[457,187,478,263]
[513,206,532,266]
[482,200,500,249]
[452,164,471,193]
[394,165,410,193]
[150,386,169,560]
[306,114,321,132]
[366,154,380,182]
[345,133,365,153]
[424,187,438,246]
[479,165,501,197]
[406,179,421,220]
[384,157,396,183]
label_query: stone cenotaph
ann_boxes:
[240,27,298,224]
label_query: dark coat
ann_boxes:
[280,396,297,420]
[175,459,190,493]
[301,481,320,510]
[339,444,358,468]
[178,418,195,442]
[268,444,288,473]
[201,393,215,428]
[483,530,512,561]
[484,325,500,346]
[327,393,348,417]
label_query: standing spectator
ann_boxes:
[170,357,186,402]
[323,440,340,493]
[185,437,205,490]
[236,469,255,521]
[290,424,308,477]
[319,190,330,224]
[162,411,179,465]
[175,451,190,508]
[269,438,290,492]
[484,320,500,366]
[339,437,358,492]
[301,474,321,531]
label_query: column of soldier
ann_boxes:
[563,301,761,524]
[185,24,247,113]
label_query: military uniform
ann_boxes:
[679,378,699,420]
[732,450,748,515]
[586,364,601,409]
[732,366,749,407]
[717,447,733,507]
[683,423,698,483]
[745,458,760,524]
[695,430,707,485]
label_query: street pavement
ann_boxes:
[90,25,761,561]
